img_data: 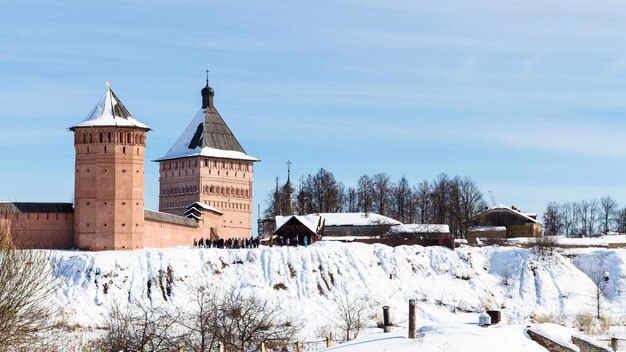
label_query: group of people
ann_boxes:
[278,236,309,247]
[193,237,260,249]
[192,235,311,248]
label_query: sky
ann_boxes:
[2,1,626,225]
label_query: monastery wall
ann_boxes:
[1,212,74,249]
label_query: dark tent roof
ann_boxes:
[0,202,73,213]
[201,107,246,153]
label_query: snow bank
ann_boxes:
[42,243,626,348]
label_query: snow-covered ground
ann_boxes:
[44,242,626,350]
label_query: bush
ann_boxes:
[531,313,566,325]
[531,235,560,256]
[0,225,60,351]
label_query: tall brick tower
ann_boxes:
[70,83,150,250]
[156,79,257,239]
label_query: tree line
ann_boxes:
[543,196,626,237]
[266,169,487,238]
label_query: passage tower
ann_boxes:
[156,80,257,239]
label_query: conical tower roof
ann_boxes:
[156,83,257,162]
[70,86,149,130]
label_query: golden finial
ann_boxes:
[106,81,111,88]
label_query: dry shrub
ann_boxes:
[531,235,560,256]
[0,225,61,351]
[531,313,566,325]
[574,313,612,334]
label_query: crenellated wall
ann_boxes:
[1,211,74,249]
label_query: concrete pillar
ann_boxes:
[409,299,416,338]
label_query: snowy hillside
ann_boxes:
[45,242,626,348]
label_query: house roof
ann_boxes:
[388,224,450,234]
[315,212,402,227]
[0,202,73,213]
[70,88,150,131]
[275,215,321,234]
[478,204,543,225]
[156,95,257,162]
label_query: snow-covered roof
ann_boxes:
[527,324,581,351]
[389,224,450,234]
[186,202,223,215]
[485,204,542,225]
[156,107,257,162]
[275,215,321,234]
[468,226,507,232]
[70,88,149,130]
[315,212,402,227]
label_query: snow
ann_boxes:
[528,324,580,351]
[388,224,450,234]
[188,201,223,214]
[155,108,258,162]
[506,235,626,247]
[316,212,402,227]
[469,226,507,232]
[319,325,547,352]
[40,243,626,350]
[71,88,149,130]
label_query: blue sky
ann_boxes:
[2,1,626,222]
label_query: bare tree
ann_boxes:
[617,206,626,234]
[181,285,302,352]
[543,201,564,236]
[94,298,182,352]
[357,175,374,214]
[600,196,618,235]
[180,287,221,352]
[562,202,578,237]
[371,173,393,216]
[0,223,60,351]
[392,176,413,223]
[577,200,600,237]
[453,177,486,239]
[331,285,369,342]
[344,187,359,213]
[413,180,432,224]
[430,173,452,225]
[213,290,301,352]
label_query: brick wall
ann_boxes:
[571,336,611,352]
[526,330,577,352]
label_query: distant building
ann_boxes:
[320,212,401,238]
[467,204,543,245]
[269,212,454,248]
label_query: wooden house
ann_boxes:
[467,205,543,245]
